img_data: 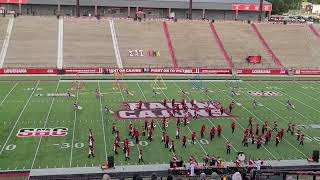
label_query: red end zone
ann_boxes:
[116,101,235,119]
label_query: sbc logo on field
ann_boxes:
[16,128,68,137]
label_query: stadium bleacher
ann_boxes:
[114,20,173,68]
[256,24,319,69]
[214,23,277,68]
[4,16,58,68]
[168,21,228,68]
[63,19,117,68]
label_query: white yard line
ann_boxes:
[109,19,123,68]
[98,81,108,161]
[0,17,14,68]
[0,82,18,106]
[57,18,64,69]
[0,81,40,156]
[29,81,60,178]
[69,84,80,168]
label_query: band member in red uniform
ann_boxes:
[226,142,232,154]
[150,120,155,130]
[148,128,153,142]
[88,146,94,158]
[176,118,181,127]
[170,140,175,153]
[183,116,188,126]
[141,126,145,136]
[249,127,253,136]
[125,146,130,161]
[275,133,280,147]
[231,121,236,134]
[162,118,167,131]
[182,135,187,148]
[206,105,212,117]
[138,100,142,110]
[163,99,167,107]
[144,120,148,130]
[134,130,140,144]
[220,106,224,115]
[114,142,119,155]
[162,131,166,142]
[171,99,175,108]
[128,123,133,136]
[131,127,136,139]
[191,131,196,144]
[165,135,170,148]
[217,125,222,137]
[248,116,253,128]
[138,149,144,163]
[200,124,206,138]
[112,123,116,134]
[176,127,180,139]
[255,123,260,136]
[272,121,278,132]
[279,128,284,140]
[229,102,234,113]
[210,127,215,141]
[287,122,292,133]
[257,135,262,149]
[242,132,248,147]
[251,134,255,144]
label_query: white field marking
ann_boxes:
[151,82,208,156]
[69,84,80,167]
[0,82,18,106]
[0,17,14,68]
[117,83,125,102]
[0,81,40,156]
[174,83,239,153]
[98,81,108,161]
[29,81,60,174]
[57,18,64,69]
[136,82,175,156]
[220,82,310,157]
[109,19,123,68]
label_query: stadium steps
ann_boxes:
[250,23,284,68]
[209,23,234,69]
[308,24,320,40]
[113,20,173,68]
[0,17,10,68]
[162,21,177,67]
[4,16,58,68]
[255,24,319,69]
[214,23,278,69]
[167,21,228,68]
[63,19,117,68]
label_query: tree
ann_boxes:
[269,0,302,14]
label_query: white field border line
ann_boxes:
[109,20,123,68]
[174,83,237,154]
[245,82,319,148]
[210,82,303,159]
[0,82,18,106]
[69,84,80,167]
[0,17,14,68]
[57,18,64,69]
[98,81,108,161]
[0,81,40,156]
[154,82,208,156]
[29,81,60,176]
[136,82,175,156]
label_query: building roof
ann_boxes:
[27,0,271,10]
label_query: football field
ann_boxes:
[0,78,320,171]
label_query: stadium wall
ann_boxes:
[0,4,267,20]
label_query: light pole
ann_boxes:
[258,0,263,21]
[188,0,192,20]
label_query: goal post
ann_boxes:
[151,75,167,90]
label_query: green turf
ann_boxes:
[0,79,319,171]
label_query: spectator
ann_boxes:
[255,159,262,171]
[102,174,111,180]
[200,172,206,180]
[151,173,157,180]
[167,174,173,180]
[232,172,242,180]
[211,172,219,180]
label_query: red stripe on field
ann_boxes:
[0,172,29,178]
[308,24,320,40]
[209,24,234,69]
[250,23,284,68]
[162,22,178,67]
